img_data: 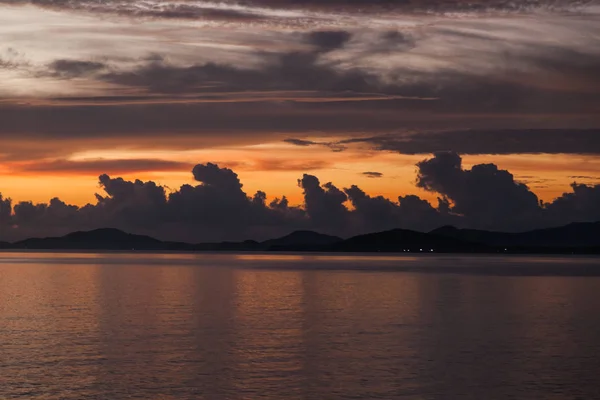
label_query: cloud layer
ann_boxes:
[0,0,598,215]
[2,153,599,242]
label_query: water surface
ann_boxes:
[1,253,600,399]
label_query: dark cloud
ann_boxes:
[98,50,386,95]
[369,30,416,53]
[241,0,585,13]
[4,0,572,19]
[1,156,599,241]
[344,185,449,233]
[306,30,352,51]
[49,59,107,78]
[416,152,542,230]
[284,138,348,152]
[284,138,318,146]
[338,129,600,155]
[298,174,349,232]
[362,171,383,178]
[569,176,600,180]
[0,194,11,226]
[544,183,600,225]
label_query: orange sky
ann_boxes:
[2,141,599,207]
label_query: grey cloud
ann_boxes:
[362,171,383,178]
[98,50,385,95]
[1,100,598,164]
[284,138,318,146]
[49,59,107,78]
[5,0,269,22]
[306,31,352,51]
[284,138,348,152]
[39,44,600,116]
[0,47,28,70]
[338,129,600,155]
[241,0,586,13]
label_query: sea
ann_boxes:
[1,252,600,399]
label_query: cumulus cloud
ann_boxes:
[1,156,599,241]
[297,174,349,232]
[343,183,455,233]
[416,152,542,230]
[544,183,600,225]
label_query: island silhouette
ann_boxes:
[3,221,600,254]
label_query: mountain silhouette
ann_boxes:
[262,230,342,250]
[330,228,488,253]
[2,222,600,253]
[431,222,600,248]
[13,228,189,250]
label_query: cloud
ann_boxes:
[416,151,542,230]
[0,47,27,70]
[336,129,600,155]
[1,156,599,241]
[252,159,331,171]
[362,171,383,178]
[297,174,349,232]
[6,0,590,15]
[2,3,599,162]
[13,158,193,175]
[306,30,352,51]
[284,138,317,147]
[284,138,348,152]
[569,176,600,180]
[544,183,600,225]
[96,48,401,96]
[49,59,107,78]
[344,185,447,233]
[0,194,11,226]
[2,0,278,22]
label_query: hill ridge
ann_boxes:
[3,222,600,253]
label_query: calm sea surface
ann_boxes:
[1,252,600,399]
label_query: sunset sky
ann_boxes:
[1,0,599,241]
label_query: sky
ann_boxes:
[0,0,599,241]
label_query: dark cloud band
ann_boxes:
[1,153,598,242]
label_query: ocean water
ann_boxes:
[1,252,600,399]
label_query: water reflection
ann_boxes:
[1,254,600,399]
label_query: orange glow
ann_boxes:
[1,141,599,207]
